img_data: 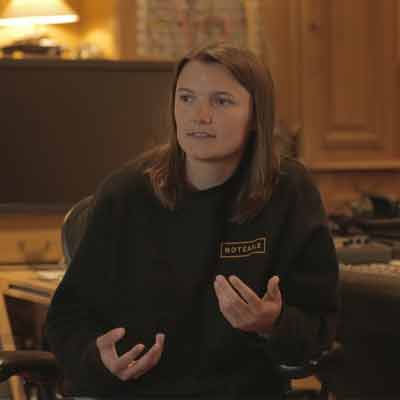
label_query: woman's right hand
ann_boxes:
[96,327,165,381]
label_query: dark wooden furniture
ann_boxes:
[0,59,174,208]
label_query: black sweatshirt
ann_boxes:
[45,158,339,398]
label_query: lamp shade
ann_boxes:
[0,0,79,26]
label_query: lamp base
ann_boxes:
[1,36,63,57]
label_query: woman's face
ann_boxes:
[174,60,253,170]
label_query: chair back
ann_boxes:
[61,195,93,265]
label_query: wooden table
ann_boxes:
[0,266,62,400]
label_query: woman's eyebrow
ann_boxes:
[176,87,194,93]
[214,91,234,98]
[177,87,234,97]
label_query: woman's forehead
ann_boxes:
[176,60,249,96]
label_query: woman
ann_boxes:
[46,43,339,398]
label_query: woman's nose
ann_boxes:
[195,102,213,124]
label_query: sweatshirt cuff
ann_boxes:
[263,303,314,364]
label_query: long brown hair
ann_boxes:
[139,43,279,223]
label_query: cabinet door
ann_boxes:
[300,0,400,170]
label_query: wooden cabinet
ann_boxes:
[261,0,400,210]
[300,0,400,171]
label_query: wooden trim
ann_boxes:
[304,160,400,171]
[323,130,382,150]
[398,0,400,61]
[0,58,174,71]
[0,204,69,215]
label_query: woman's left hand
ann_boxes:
[214,274,282,336]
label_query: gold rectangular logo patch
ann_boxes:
[220,237,267,259]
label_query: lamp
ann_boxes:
[0,0,79,57]
[0,0,78,26]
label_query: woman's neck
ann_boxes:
[185,159,239,191]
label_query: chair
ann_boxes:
[61,195,94,265]
[334,267,400,398]
[0,196,341,400]
[0,196,93,400]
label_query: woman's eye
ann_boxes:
[216,97,233,106]
[179,94,194,103]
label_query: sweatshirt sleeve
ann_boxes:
[45,178,127,395]
[260,163,340,365]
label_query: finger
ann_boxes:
[214,275,245,301]
[268,276,281,301]
[125,333,165,380]
[155,332,166,347]
[123,333,165,380]
[228,275,261,307]
[96,328,126,372]
[96,327,125,350]
[214,275,249,326]
[114,343,146,372]
[263,275,282,303]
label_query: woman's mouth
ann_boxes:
[187,131,216,138]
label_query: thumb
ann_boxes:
[97,327,125,349]
[263,275,282,303]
